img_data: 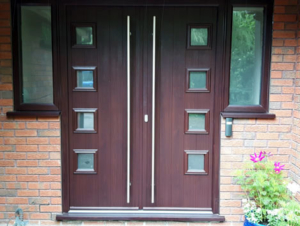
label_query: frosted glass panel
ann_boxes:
[191,28,208,46]
[78,153,94,170]
[188,113,205,131]
[77,71,94,88]
[229,7,264,105]
[76,27,93,45]
[188,154,204,171]
[21,6,53,104]
[189,71,206,89]
[78,113,94,130]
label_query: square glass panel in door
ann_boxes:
[78,153,94,171]
[76,27,93,45]
[77,71,93,88]
[188,113,205,131]
[78,113,94,130]
[188,154,204,172]
[191,28,208,46]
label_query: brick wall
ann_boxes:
[0,0,299,225]
[0,0,62,224]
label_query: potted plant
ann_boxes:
[235,151,300,226]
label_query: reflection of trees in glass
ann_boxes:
[191,28,208,46]
[230,10,260,105]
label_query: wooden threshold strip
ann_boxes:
[56,213,225,222]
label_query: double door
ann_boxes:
[66,5,219,215]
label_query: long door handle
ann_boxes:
[151,16,156,204]
[127,15,131,204]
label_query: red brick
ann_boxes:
[39,145,60,152]
[28,168,48,175]
[5,168,27,174]
[273,31,296,38]
[274,6,285,13]
[18,190,38,197]
[270,94,293,102]
[6,182,27,189]
[285,23,298,30]
[30,213,51,220]
[16,145,38,152]
[39,160,60,167]
[27,122,48,129]
[15,130,37,136]
[0,3,10,10]
[275,0,298,5]
[5,153,26,159]
[40,205,62,212]
[28,183,50,190]
[271,71,282,78]
[27,153,49,160]
[0,43,10,51]
[283,55,297,62]
[50,168,61,175]
[0,84,12,90]
[0,20,10,27]
[0,160,14,166]
[17,160,38,167]
[40,190,61,197]
[39,130,60,136]
[272,63,294,70]
[49,138,60,145]
[0,175,16,181]
[0,99,13,105]
[17,175,39,182]
[4,138,27,145]
[51,198,62,205]
[273,22,284,30]
[7,198,28,204]
[0,36,10,43]
[3,122,25,129]
[40,175,61,182]
[49,122,60,129]
[274,14,297,22]
[272,39,283,46]
[50,183,61,189]
[0,131,13,136]
[27,138,49,145]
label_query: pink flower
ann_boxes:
[250,151,265,163]
[274,162,285,174]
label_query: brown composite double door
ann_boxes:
[66,5,220,215]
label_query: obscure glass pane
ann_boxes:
[188,113,205,131]
[229,7,264,105]
[21,6,53,104]
[78,113,94,130]
[189,71,207,89]
[76,27,93,45]
[78,153,94,170]
[188,154,204,171]
[77,71,94,88]
[191,28,208,46]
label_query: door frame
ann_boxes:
[57,0,226,221]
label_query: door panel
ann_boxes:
[67,6,143,208]
[144,7,217,209]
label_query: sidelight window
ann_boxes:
[229,8,264,106]
[223,0,274,117]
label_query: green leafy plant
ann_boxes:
[235,151,300,225]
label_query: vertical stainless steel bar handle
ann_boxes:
[151,16,156,204]
[127,15,131,204]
